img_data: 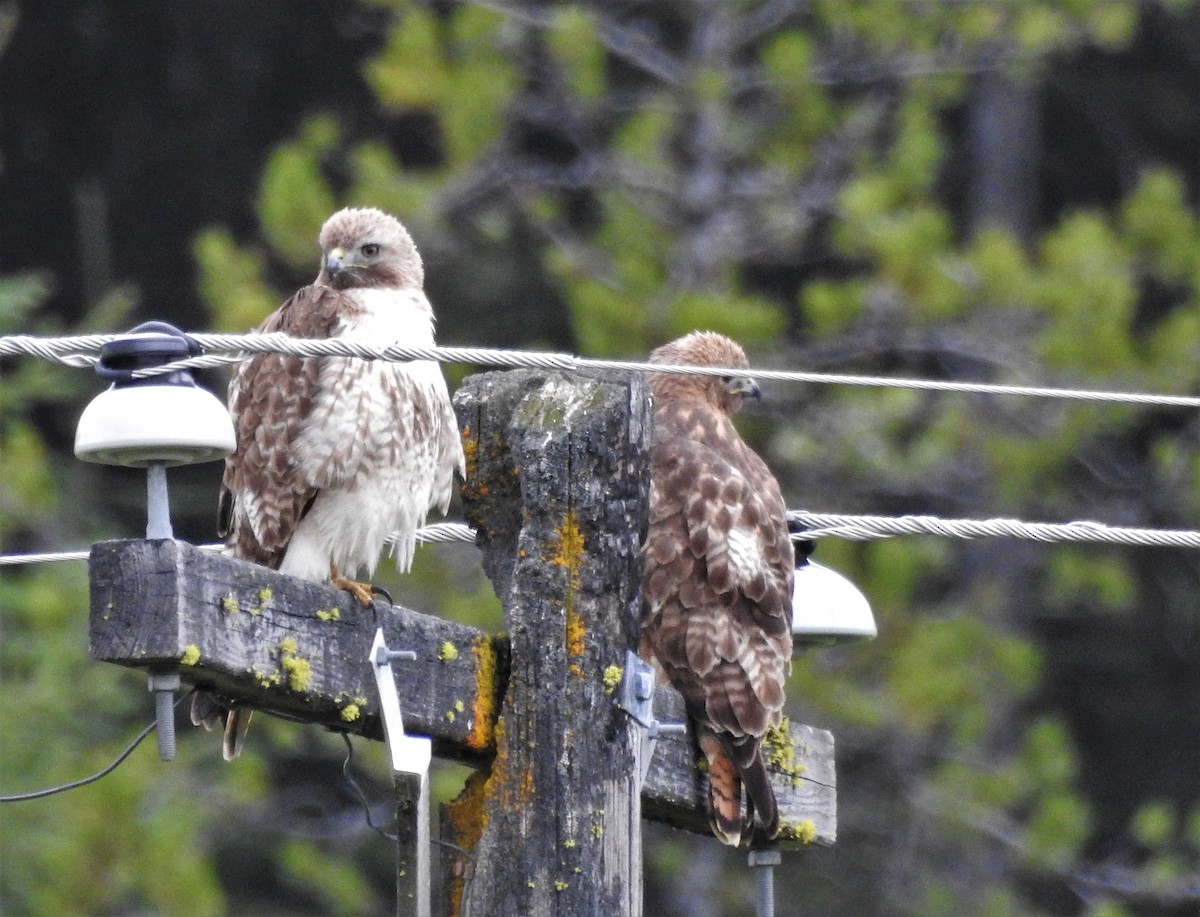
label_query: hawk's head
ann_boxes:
[648,330,761,416]
[317,207,424,291]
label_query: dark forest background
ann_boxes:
[3,1,1200,915]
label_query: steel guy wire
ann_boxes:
[5,331,1200,407]
[8,513,1200,570]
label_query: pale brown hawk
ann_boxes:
[641,331,794,845]
[191,207,465,759]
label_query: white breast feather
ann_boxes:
[280,288,464,582]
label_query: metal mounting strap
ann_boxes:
[369,629,432,917]
[615,650,688,784]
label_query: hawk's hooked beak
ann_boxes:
[325,247,347,279]
[726,375,762,400]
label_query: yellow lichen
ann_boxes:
[340,703,362,722]
[180,645,201,667]
[602,664,623,695]
[446,709,457,723]
[554,880,569,892]
[563,839,577,849]
[275,639,311,692]
[316,607,340,622]
[454,700,465,713]
[763,715,807,787]
[221,594,239,614]
[779,818,817,844]
[281,655,311,692]
[242,586,273,616]
[438,641,459,662]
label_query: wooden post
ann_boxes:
[444,369,650,916]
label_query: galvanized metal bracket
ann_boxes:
[615,650,688,784]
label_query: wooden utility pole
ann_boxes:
[88,367,835,917]
[442,368,649,915]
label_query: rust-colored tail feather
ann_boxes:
[700,731,748,845]
[700,728,780,846]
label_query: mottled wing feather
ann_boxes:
[643,400,793,844]
[219,285,345,567]
[644,426,793,738]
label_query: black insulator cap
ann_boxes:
[788,516,816,566]
[95,321,202,387]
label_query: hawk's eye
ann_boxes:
[720,376,733,384]
[360,243,381,257]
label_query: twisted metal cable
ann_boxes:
[788,511,1200,549]
[8,513,1200,569]
[0,523,477,567]
[5,331,1200,407]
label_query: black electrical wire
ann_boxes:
[0,691,193,803]
[340,731,399,842]
[338,731,477,908]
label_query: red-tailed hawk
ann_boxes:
[191,207,465,759]
[641,331,794,845]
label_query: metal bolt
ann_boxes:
[375,646,417,667]
[647,720,687,741]
[634,668,654,701]
[145,462,174,540]
[748,848,781,917]
[147,670,181,761]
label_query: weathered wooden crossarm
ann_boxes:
[644,689,836,846]
[88,538,506,763]
[88,538,835,849]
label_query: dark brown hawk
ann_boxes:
[191,207,464,759]
[641,331,794,845]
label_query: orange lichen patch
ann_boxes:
[444,766,490,916]
[445,766,491,853]
[565,608,586,660]
[517,761,535,808]
[467,636,499,752]
[551,511,587,659]
[549,511,586,588]
[460,426,478,478]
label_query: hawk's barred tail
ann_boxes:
[702,729,781,845]
[190,690,223,732]
[223,709,253,761]
[738,752,780,841]
[190,691,253,760]
[701,731,747,845]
